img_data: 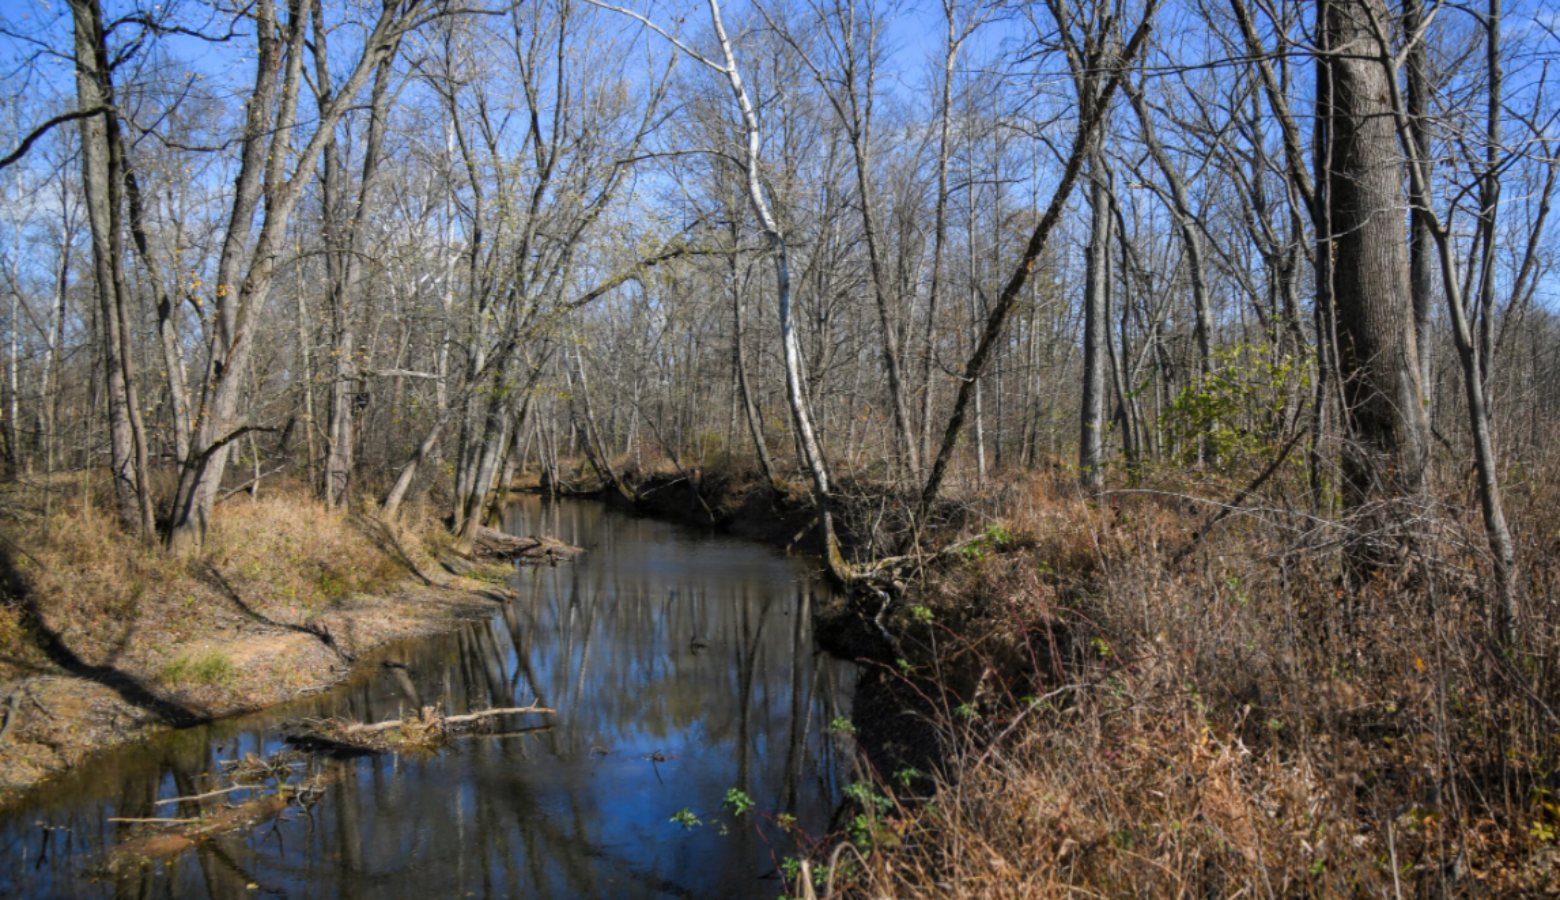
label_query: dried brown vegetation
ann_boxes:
[798,465,1560,899]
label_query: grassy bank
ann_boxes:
[0,477,514,800]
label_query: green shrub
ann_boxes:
[1160,340,1310,471]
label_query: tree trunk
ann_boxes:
[1403,0,1436,404]
[120,147,191,467]
[1320,0,1430,524]
[1385,0,1520,639]
[1079,149,1111,489]
[730,242,778,488]
[916,8,1155,516]
[70,0,154,538]
[320,19,399,509]
[706,0,849,581]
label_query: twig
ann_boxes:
[971,684,1082,769]
[153,784,266,806]
[108,817,200,824]
[216,463,293,506]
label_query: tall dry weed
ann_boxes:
[805,467,1560,899]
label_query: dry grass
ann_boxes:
[0,479,404,686]
[804,464,1560,899]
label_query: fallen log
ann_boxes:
[97,705,553,875]
[468,527,584,564]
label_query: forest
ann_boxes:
[0,0,1558,895]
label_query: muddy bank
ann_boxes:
[599,470,825,550]
[543,467,912,560]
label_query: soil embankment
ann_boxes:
[0,491,576,803]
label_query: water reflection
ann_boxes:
[0,496,854,899]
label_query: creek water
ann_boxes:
[0,495,855,899]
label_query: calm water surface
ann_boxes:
[0,496,855,898]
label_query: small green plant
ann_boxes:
[848,812,875,846]
[894,767,921,787]
[669,807,702,829]
[162,650,237,687]
[724,788,754,817]
[910,605,935,624]
[960,522,1014,561]
[844,781,893,811]
[831,716,856,736]
[1531,789,1560,843]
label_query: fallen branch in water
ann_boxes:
[467,527,584,564]
[97,751,333,876]
[341,703,554,736]
[287,702,554,753]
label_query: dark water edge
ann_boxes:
[0,495,856,899]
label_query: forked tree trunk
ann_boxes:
[70,0,154,539]
[167,0,426,553]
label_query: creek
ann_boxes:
[0,495,855,899]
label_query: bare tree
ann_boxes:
[68,0,155,538]
[918,0,1157,514]
[166,0,435,553]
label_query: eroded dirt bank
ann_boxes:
[0,491,553,803]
